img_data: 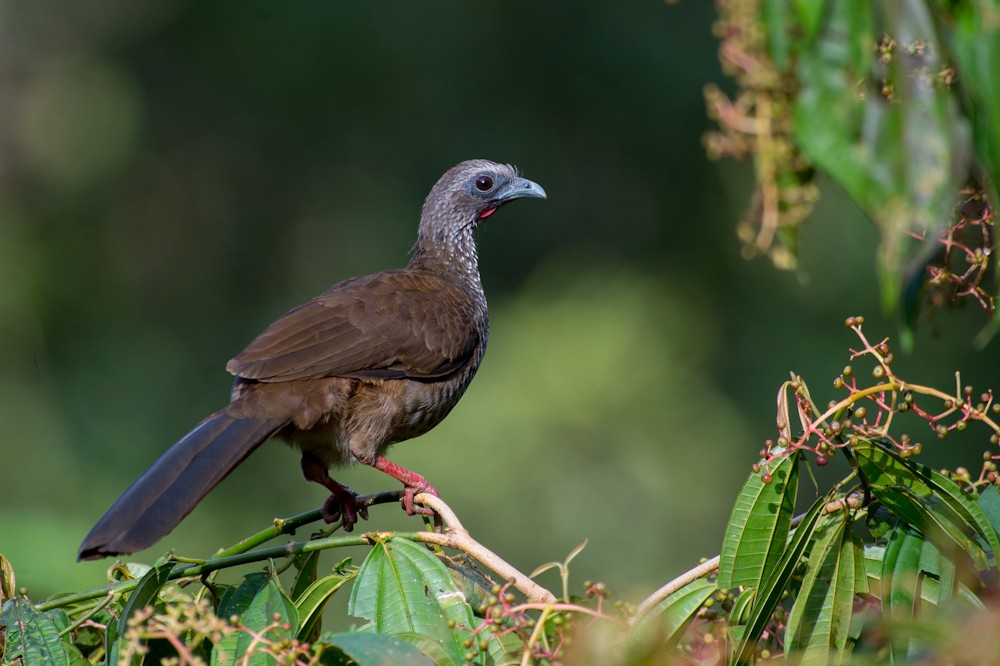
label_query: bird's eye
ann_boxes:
[475,175,494,192]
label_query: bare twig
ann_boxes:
[633,556,720,623]
[415,493,556,604]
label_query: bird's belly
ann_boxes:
[283,370,479,466]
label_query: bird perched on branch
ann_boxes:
[78,159,546,560]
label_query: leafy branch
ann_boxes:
[627,318,1000,663]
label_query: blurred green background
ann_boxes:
[2,0,997,612]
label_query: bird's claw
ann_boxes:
[321,487,368,531]
[403,485,441,531]
[402,484,439,515]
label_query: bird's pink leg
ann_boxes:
[368,456,439,517]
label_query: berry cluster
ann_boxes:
[755,317,1000,487]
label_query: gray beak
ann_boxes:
[500,177,547,202]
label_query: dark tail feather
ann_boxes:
[78,411,286,560]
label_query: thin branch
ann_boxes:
[633,556,719,624]
[416,494,556,604]
[42,493,555,611]
[212,490,404,559]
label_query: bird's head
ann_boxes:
[420,159,546,233]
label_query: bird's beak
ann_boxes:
[499,177,547,203]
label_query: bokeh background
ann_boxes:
[2,0,997,613]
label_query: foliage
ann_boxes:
[2,318,999,664]
[706,0,1000,332]
[6,2,1000,665]
[635,318,1000,664]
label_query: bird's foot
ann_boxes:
[321,485,369,531]
[402,483,440,517]
[301,456,370,531]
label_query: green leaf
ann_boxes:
[847,533,870,645]
[630,578,717,657]
[917,536,950,606]
[793,0,876,206]
[731,488,832,665]
[316,631,436,666]
[763,0,793,68]
[349,538,477,665]
[116,562,176,633]
[854,441,993,570]
[977,485,1000,538]
[108,561,176,666]
[63,641,90,666]
[290,551,321,602]
[882,524,923,619]
[295,571,355,642]
[951,2,1000,189]
[881,523,938,661]
[864,538,982,612]
[717,451,800,591]
[1,598,70,666]
[785,513,855,663]
[728,587,755,626]
[212,576,298,666]
[921,470,1000,560]
[876,1,967,311]
[393,632,460,666]
[217,572,270,621]
[790,0,826,43]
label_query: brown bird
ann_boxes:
[78,159,546,560]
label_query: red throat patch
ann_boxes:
[478,207,497,219]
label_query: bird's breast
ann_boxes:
[396,343,485,439]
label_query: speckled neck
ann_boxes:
[408,187,485,300]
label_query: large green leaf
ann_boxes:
[731,488,831,665]
[1,598,70,666]
[717,451,800,591]
[785,512,856,664]
[348,538,478,665]
[211,575,298,666]
[854,441,994,570]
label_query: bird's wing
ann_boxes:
[226,270,484,382]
